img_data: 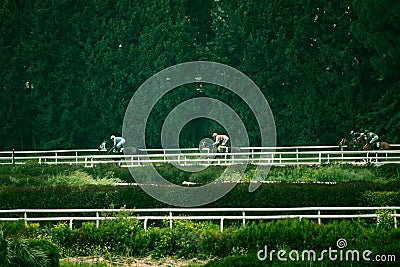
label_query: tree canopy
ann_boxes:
[1,0,399,150]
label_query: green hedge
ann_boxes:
[1,181,399,209]
[1,163,399,209]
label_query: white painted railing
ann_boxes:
[1,145,400,166]
[0,207,398,232]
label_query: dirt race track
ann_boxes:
[62,256,210,266]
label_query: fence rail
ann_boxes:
[1,145,400,166]
[0,207,398,232]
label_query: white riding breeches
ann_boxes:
[116,139,126,148]
[370,136,378,144]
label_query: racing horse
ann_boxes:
[98,140,124,154]
[339,136,391,164]
[98,140,126,166]
[199,140,241,154]
[338,137,363,150]
[198,140,244,164]
[339,137,390,151]
[357,137,391,150]
[356,136,391,163]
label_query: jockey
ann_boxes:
[362,130,379,149]
[350,130,362,145]
[350,130,361,140]
[212,133,229,152]
[110,135,126,152]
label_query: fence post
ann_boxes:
[318,210,321,225]
[69,219,73,230]
[220,218,224,232]
[96,212,100,228]
[394,210,397,229]
[169,211,173,230]
[242,211,246,227]
[24,211,27,226]
[144,217,148,231]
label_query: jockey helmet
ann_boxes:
[110,135,115,140]
[212,133,217,138]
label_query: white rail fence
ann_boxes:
[0,207,398,232]
[1,145,400,167]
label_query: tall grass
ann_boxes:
[249,164,394,183]
[45,170,122,187]
[0,162,398,186]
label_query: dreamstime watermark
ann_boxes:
[257,238,396,263]
[122,61,276,207]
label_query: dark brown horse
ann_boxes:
[357,136,391,150]
[338,137,363,150]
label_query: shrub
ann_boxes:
[29,239,60,267]
[376,209,395,230]
[146,225,174,258]
[361,191,400,206]
[373,164,400,179]
[0,221,27,238]
[0,230,58,267]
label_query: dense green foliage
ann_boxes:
[1,181,398,209]
[1,162,400,187]
[1,0,399,150]
[0,230,59,267]
[0,163,398,265]
[1,218,399,266]
[1,163,399,209]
